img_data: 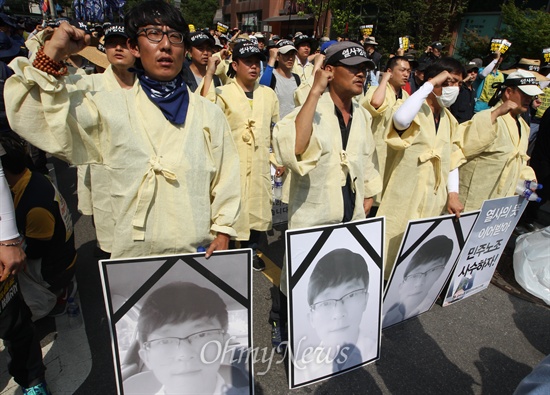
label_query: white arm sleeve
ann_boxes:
[0,161,20,241]
[481,59,498,78]
[447,167,459,194]
[393,82,434,131]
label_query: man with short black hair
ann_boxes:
[272,41,381,350]
[259,39,301,118]
[292,34,314,82]
[182,31,221,94]
[215,41,279,271]
[360,56,410,193]
[6,0,241,259]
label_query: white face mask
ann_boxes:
[434,86,459,108]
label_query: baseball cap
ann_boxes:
[232,41,266,61]
[188,31,215,47]
[320,40,337,54]
[294,34,312,47]
[465,58,482,71]
[504,70,544,96]
[324,41,374,69]
[104,23,127,40]
[276,39,296,54]
[431,42,443,51]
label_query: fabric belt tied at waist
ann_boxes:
[340,150,355,191]
[419,150,442,193]
[242,119,257,147]
[132,157,177,241]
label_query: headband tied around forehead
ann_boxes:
[491,76,538,92]
[503,76,538,87]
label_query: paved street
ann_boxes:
[1,159,549,395]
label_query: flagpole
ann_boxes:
[50,0,57,18]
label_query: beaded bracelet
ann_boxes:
[32,47,68,77]
[0,237,23,247]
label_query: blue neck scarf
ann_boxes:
[136,69,189,125]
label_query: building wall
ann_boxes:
[219,0,314,36]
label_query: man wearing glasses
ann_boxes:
[383,235,453,328]
[5,1,240,259]
[294,248,373,382]
[135,281,247,394]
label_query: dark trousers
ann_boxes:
[239,230,261,252]
[0,276,45,388]
[269,286,287,327]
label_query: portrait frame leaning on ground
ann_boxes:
[286,218,384,389]
[382,212,479,329]
[98,250,253,395]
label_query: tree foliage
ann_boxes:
[297,0,470,62]
[498,1,550,61]
[369,0,469,58]
[181,0,219,29]
[456,29,490,62]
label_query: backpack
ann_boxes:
[0,61,14,133]
[270,72,301,90]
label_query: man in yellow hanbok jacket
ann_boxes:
[360,55,411,205]
[458,70,540,212]
[215,41,279,270]
[5,1,241,259]
[271,41,382,352]
[378,58,466,279]
[274,41,382,289]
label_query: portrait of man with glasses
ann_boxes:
[99,251,252,395]
[290,244,381,387]
[135,281,247,395]
[382,235,454,328]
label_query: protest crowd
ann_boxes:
[0,1,549,393]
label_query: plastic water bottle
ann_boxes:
[516,186,542,202]
[517,180,543,191]
[274,176,283,202]
[66,297,83,328]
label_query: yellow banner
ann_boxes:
[490,38,512,54]
[360,24,373,37]
[216,22,229,34]
[399,36,410,51]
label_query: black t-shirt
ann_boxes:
[334,105,356,222]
